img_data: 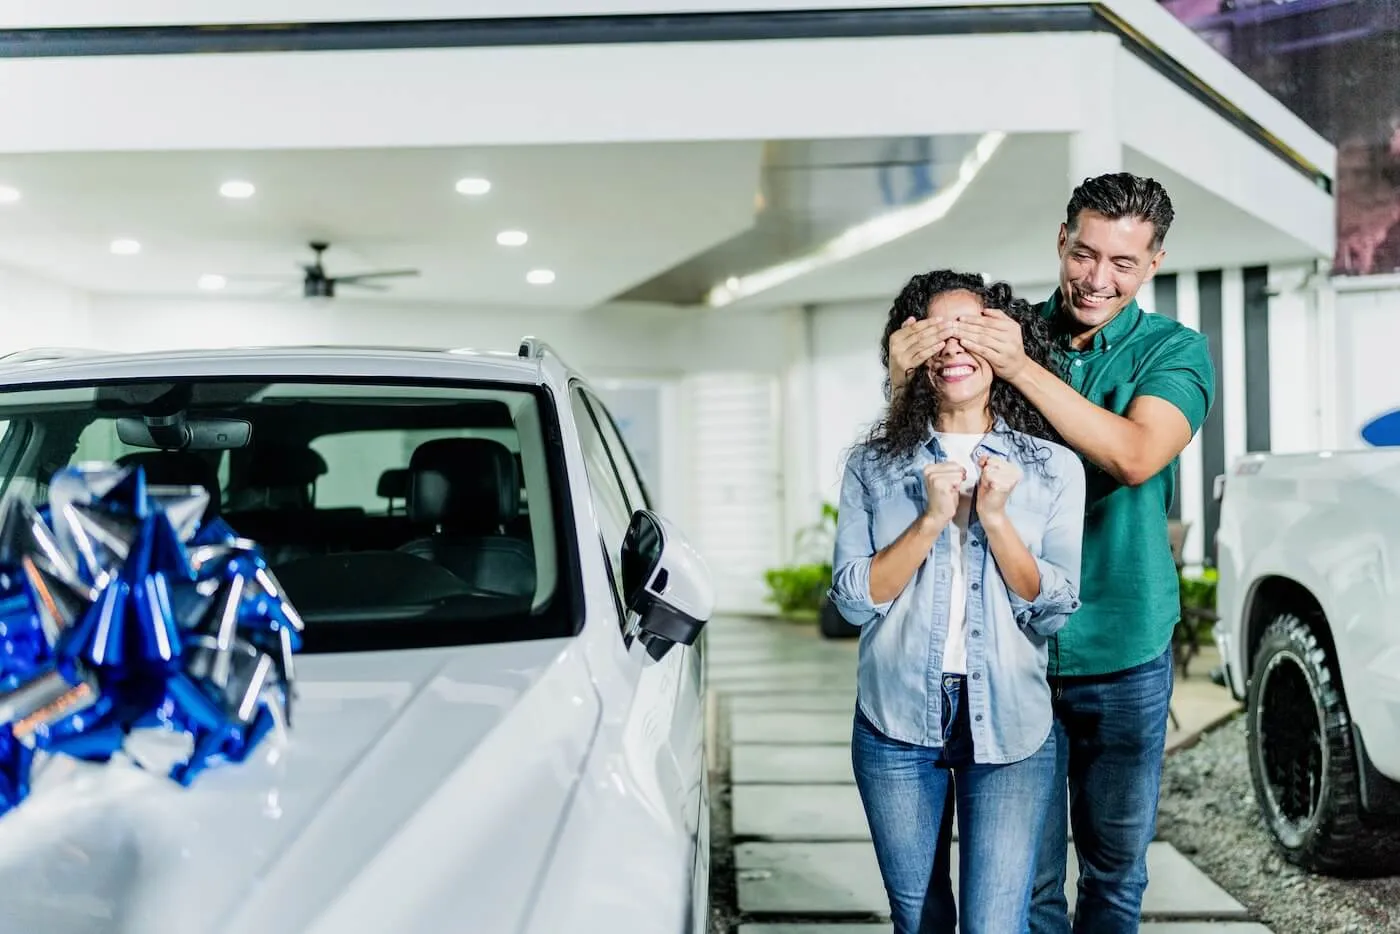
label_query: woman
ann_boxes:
[828,270,1086,934]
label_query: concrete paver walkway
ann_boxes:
[707,615,1262,933]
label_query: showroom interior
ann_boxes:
[1,2,1398,932]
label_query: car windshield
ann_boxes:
[0,377,578,653]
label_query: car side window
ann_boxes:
[580,391,651,512]
[570,388,634,615]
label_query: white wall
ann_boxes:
[0,262,93,353]
[1321,276,1400,450]
[36,269,1389,607]
[89,295,788,376]
[88,294,800,614]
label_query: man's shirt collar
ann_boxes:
[1044,288,1141,353]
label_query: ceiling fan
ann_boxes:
[298,241,419,298]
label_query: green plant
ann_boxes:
[763,501,838,618]
[1179,566,1218,612]
[762,563,833,619]
[1177,566,1219,648]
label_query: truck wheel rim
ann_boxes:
[1256,650,1328,847]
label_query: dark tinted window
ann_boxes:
[0,378,576,652]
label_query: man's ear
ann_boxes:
[1147,248,1166,277]
[1057,223,1069,252]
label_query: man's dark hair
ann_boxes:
[1065,172,1175,252]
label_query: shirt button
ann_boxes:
[971,539,981,548]
[975,714,984,722]
[971,583,980,591]
[971,672,982,680]
[972,630,982,637]
[1073,360,1083,367]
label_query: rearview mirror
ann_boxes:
[620,509,714,661]
[117,415,252,451]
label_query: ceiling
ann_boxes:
[0,133,1327,314]
[0,141,764,310]
[713,133,1329,310]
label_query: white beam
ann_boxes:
[0,0,1332,176]
[0,34,1097,154]
[1114,48,1334,260]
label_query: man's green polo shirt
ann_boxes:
[1038,290,1216,678]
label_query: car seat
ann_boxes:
[397,438,535,598]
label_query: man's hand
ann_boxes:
[975,455,1022,518]
[888,316,959,394]
[922,462,965,525]
[954,309,1029,382]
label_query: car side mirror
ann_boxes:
[620,509,714,661]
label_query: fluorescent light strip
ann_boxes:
[705,131,1008,308]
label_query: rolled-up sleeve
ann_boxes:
[828,455,892,626]
[1008,455,1086,636]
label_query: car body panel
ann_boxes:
[1216,449,1400,782]
[0,341,710,934]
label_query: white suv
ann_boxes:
[1215,450,1400,877]
[0,340,714,934]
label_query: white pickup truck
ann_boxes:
[1214,450,1400,876]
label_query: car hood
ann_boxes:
[0,637,594,934]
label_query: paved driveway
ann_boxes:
[705,615,1271,934]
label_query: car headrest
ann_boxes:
[115,450,221,517]
[407,438,519,531]
[244,446,328,489]
[377,467,409,500]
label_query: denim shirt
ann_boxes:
[830,418,1086,764]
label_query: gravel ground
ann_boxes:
[1157,715,1400,934]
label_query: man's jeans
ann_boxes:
[1029,647,1174,934]
[852,675,1057,934]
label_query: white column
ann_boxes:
[1175,271,1206,566]
[1314,279,1341,450]
[1221,267,1247,466]
[1267,264,1320,453]
[779,304,818,563]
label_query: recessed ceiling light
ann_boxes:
[455,177,492,196]
[110,239,141,255]
[526,269,555,285]
[496,230,528,247]
[198,274,227,291]
[220,180,256,199]
[0,185,20,204]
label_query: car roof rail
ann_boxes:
[0,346,104,365]
[517,335,556,360]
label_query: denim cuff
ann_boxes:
[829,556,893,626]
[1008,556,1081,636]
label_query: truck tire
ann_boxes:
[1245,612,1400,876]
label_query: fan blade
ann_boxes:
[340,281,390,292]
[333,269,420,284]
[223,274,300,283]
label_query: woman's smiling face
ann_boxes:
[925,289,993,408]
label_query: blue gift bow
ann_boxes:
[0,462,303,817]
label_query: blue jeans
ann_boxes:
[852,675,1057,934]
[1029,647,1174,934]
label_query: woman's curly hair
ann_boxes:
[864,270,1064,476]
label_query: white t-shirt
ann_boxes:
[934,432,984,676]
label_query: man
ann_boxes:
[886,172,1216,933]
